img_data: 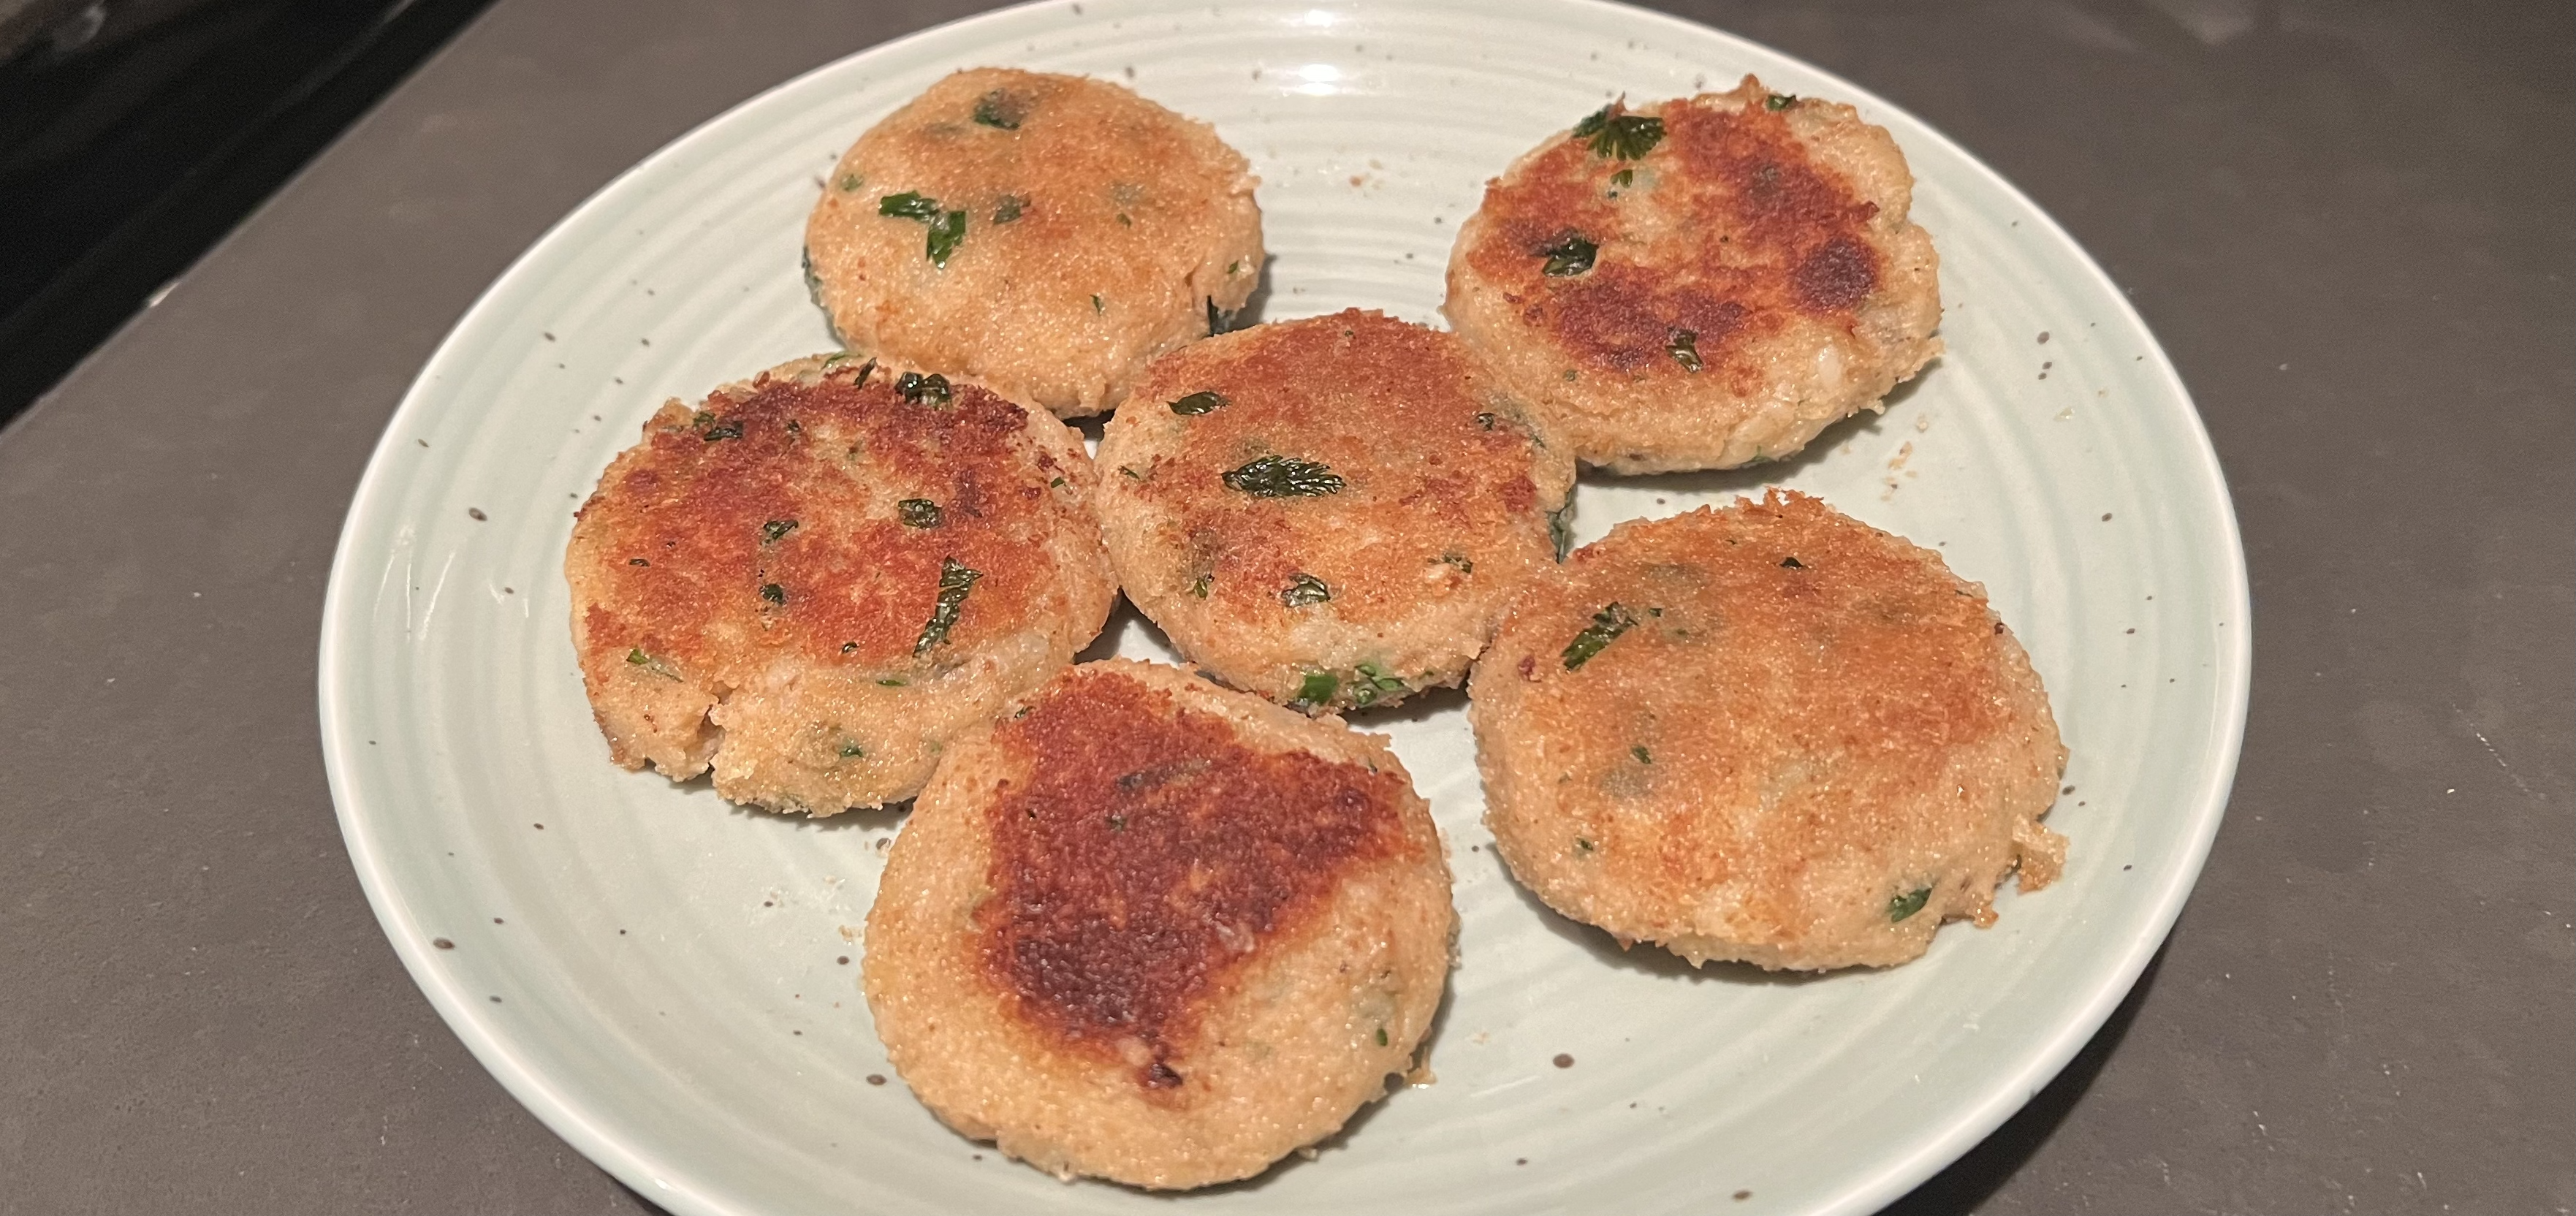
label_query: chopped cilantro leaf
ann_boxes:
[878,191,941,220]
[1889,886,1933,922]
[1279,573,1332,607]
[896,371,952,406]
[925,209,967,267]
[1668,327,1703,372]
[914,558,981,655]
[1572,105,1663,159]
[972,89,1025,129]
[1223,455,1344,497]
[1538,231,1597,276]
[1562,602,1637,669]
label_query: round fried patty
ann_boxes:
[865,659,1453,1188]
[1470,491,2065,970]
[1093,310,1574,712]
[805,67,1265,418]
[565,354,1116,813]
[1445,75,1942,473]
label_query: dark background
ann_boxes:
[1,1,2569,1212]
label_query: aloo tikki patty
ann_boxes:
[565,354,1115,813]
[1445,75,1942,473]
[1094,309,1573,712]
[1471,491,2065,970]
[865,659,1454,1188]
[805,67,1265,418]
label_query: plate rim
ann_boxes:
[316,1,2254,1212]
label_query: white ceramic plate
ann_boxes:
[319,1,2249,1212]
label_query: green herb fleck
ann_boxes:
[1189,572,1213,598]
[992,194,1026,224]
[837,173,862,192]
[925,209,967,267]
[1223,455,1344,498]
[880,192,967,265]
[1609,167,1635,189]
[1169,390,1227,415]
[1668,327,1703,372]
[1117,212,1133,227]
[877,677,906,687]
[1889,886,1933,923]
[1474,411,1500,430]
[1296,670,1340,704]
[1549,505,1576,560]
[837,740,865,759]
[840,641,858,653]
[761,519,799,543]
[1780,555,1804,569]
[1092,293,1105,314]
[1118,466,1141,480]
[1049,476,1066,488]
[625,648,680,680]
[878,191,941,220]
[1280,572,1332,607]
[898,498,942,528]
[914,558,981,655]
[971,88,1025,129]
[1374,1027,1389,1047]
[896,371,952,406]
[1766,93,1798,111]
[1439,551,1474,574]
[1576,837,1597,853]
[628,558,649,567]
[1562,602,1638,669]
[700,417,742,441]
[1355,661,1407,696]
[759,582,787,606]
[1631,745,1652,764]
[1571,105,1664,159]
[1226,259,1243,275]
[1538,231,1598,276]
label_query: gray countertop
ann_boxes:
[2,1,2568,1212]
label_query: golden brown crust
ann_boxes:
[975,664,1417,1090]
[867,661,1454,1188]
[1445,77,1942,472]
[1469,492,2064,970]
[1095,310,1574,710]
[805,69,1264,417]
[563,355,1116,812]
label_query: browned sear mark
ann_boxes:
[975,672,1413,1092]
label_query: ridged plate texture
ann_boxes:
[319,1,2250,1212]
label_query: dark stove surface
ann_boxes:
[0,0,493,425]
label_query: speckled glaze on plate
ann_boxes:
[316,1,2249,1212]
